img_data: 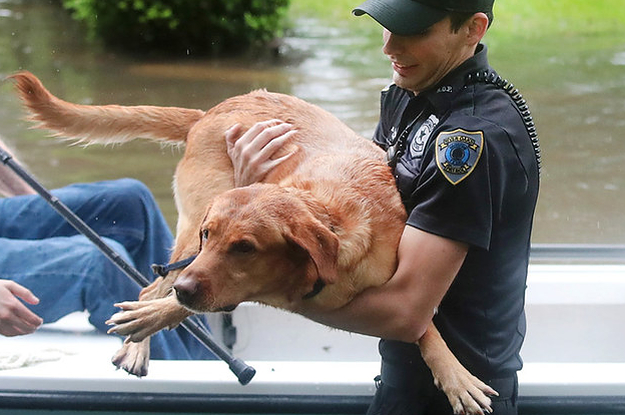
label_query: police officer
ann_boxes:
[225,0,540,413]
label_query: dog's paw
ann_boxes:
[106,299,167,342]
[433,363,498,415]
[107,295,191,342]
[111,338,150,377]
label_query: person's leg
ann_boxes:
[0,235,141,328]
[0,178,174,278]
[481,375,518,415]
[366,379,429,415]
[367,358,453,415]
[424,374,519,415]
[150,321,217,361]
[0,235,214,360]
[62,178,175,277]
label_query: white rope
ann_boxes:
[0,348,75,370]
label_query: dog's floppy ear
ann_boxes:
[284,217,339,287]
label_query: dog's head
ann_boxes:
[173,183,339,313]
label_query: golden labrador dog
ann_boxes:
[10,71,496,414]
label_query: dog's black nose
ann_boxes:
[173,275,199,306]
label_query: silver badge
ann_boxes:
[390,126,398,142]
[409,114,439,158]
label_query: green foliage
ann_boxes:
[61,0,290,55]
[290,0,625,40]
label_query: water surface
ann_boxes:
[1,1,624,246]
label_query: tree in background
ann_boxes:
[62,0,290,56]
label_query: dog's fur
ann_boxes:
[10,71,496,414]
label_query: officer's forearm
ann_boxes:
[298,276,435,344]
[297,226,467,344]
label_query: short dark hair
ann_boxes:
[448,10,494,32]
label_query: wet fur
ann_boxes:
[10,71,496,415]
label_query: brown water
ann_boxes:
[1,1,625,246]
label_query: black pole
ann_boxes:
[0,148,255,385]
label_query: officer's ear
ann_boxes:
[466,13,489,44]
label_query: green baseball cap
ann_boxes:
[353,0,494,36]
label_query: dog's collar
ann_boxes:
[152,254,197,277]
[302,278,326,300]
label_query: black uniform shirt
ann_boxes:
[375,44,540,380]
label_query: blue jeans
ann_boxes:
[0,178,215,361]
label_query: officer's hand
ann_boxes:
[0,280,43,336]
[225,119,297,187]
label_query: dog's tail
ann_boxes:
[8,71,205,145]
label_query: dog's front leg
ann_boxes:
[418,322,498,415]
[107,295,192,377]
[107,295,192,341]
[107,296,191,377]
[106,277,192,377]
[111,337,152,377]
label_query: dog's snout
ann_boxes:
[173,275,199,306]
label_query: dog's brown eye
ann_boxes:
[229,240,255,254]
[201,229,209,241]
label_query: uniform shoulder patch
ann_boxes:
[435,129,484,185]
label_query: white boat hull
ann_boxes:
[1,259,624,413]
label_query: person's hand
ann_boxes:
[0,280,43,336]
[225,119,297,187]
[0,137,35,197]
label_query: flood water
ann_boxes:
[1,0,625,246]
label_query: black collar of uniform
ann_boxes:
[417,43,490,114]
